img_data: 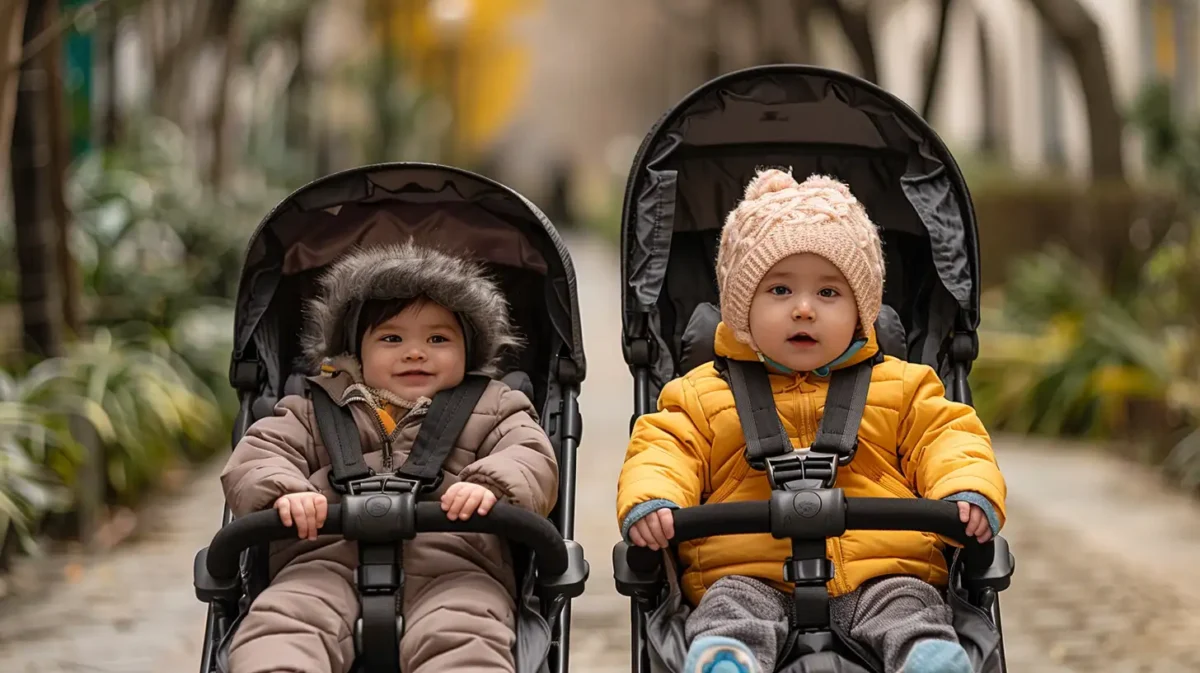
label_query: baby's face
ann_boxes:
[360,300,466,402]
[747,253,859,373]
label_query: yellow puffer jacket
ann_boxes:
[616,322,1006,605]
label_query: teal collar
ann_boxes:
[756,337,868,378]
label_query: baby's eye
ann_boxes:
[768,285,791,296]
[381,334,402,343]
[429,335,450,344]
[818,288,840,298]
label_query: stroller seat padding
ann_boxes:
[501,370,537,405]
[677,302,910,376]
[680,303,722,374]
[779,651,873,673]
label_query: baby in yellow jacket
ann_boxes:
[616,170,1006,673]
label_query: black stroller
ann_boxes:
[192,163,590,673]
[612,66,1015,672]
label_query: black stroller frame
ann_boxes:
[192,163,590,673]
[612,66,1015,672]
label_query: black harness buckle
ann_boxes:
[764,451,840,491]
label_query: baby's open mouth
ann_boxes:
[788,332,817,344]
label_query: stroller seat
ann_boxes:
[194,163,591,673]
[614,65,1015,673]
[617,302,1014,672]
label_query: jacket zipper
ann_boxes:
[338,390,395,472]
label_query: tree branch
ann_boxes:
[819,0,878,83]
[6,0,114,74]
[921,0,954,121]
[1024,0,1126,181]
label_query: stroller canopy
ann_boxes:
[619,65,981,391]
[231,163,586,412]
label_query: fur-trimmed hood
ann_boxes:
[301,241,520,376]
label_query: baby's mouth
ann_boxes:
[395,370,434,379]
[788,332,818,344]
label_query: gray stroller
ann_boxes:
[192,163,590,673]
[612,65,1016,673]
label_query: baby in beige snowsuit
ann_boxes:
[221,242,559,673]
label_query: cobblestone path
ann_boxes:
[2,235,1199,673]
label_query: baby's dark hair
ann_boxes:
[353,296,426,354]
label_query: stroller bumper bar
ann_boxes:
[196,500,587,603]
[615,492,1013,596]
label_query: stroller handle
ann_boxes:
[205,501,568,581]
[633,496,993,570]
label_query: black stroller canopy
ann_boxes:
[620,65,981,388]
[231,163,586,407]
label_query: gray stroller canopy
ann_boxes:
[231,163,587,409]
[618,65,981,391]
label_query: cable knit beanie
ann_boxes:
[716,168,885,349]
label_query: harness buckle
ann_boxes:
[343,474,440,496]
[764,450,840,491]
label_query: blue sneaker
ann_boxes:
[901,640,972,673]
[683,636,761,673]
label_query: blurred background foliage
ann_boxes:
[4,0,1200,570]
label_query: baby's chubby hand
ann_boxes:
[957,501,993,543]
[629,508,675,551]
[274,492,328,540]
[441,481,498,520]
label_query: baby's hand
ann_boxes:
[441,482,498,520]
[629,508,675,551]
[956,501,993,543]
[275,492,328,540]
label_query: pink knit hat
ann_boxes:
[716,169,885,349]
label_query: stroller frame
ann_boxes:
[193,162,590,673]
[613,65,1016,672]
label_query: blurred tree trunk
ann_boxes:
[1025,0,1126,181]
[11,0,64,358]
[703,1,722,78]
[100,0,120,146]
[1,1,29,193]
[206,0,240,190]
[284,7,312,151]
[819,0,878,83]
[977,8,1000,157]
[920,0,954,121]
[41,0,79,335]
[789,0,816,64]
[148,0,212,123]
[373,0,396,163]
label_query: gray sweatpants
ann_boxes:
[685,575,957,673]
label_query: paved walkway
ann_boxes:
[2,234,1199,672]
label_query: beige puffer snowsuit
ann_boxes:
[220,242,558,673]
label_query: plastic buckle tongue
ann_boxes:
[764,450,839,491]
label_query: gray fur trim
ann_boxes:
[302,241,521,376]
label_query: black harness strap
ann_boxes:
[716,357,791,468]
[811,354,881,460]
[395,374,491,484]
[718,355,881,469]
[720,353,883,646]
[306,375,493,673]
[310,384,373,489]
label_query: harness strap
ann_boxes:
[310,384,373,488]
[306,374,493,673]
[810,354,881,460]
[716,357,791,467]
[395,374,491,484]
